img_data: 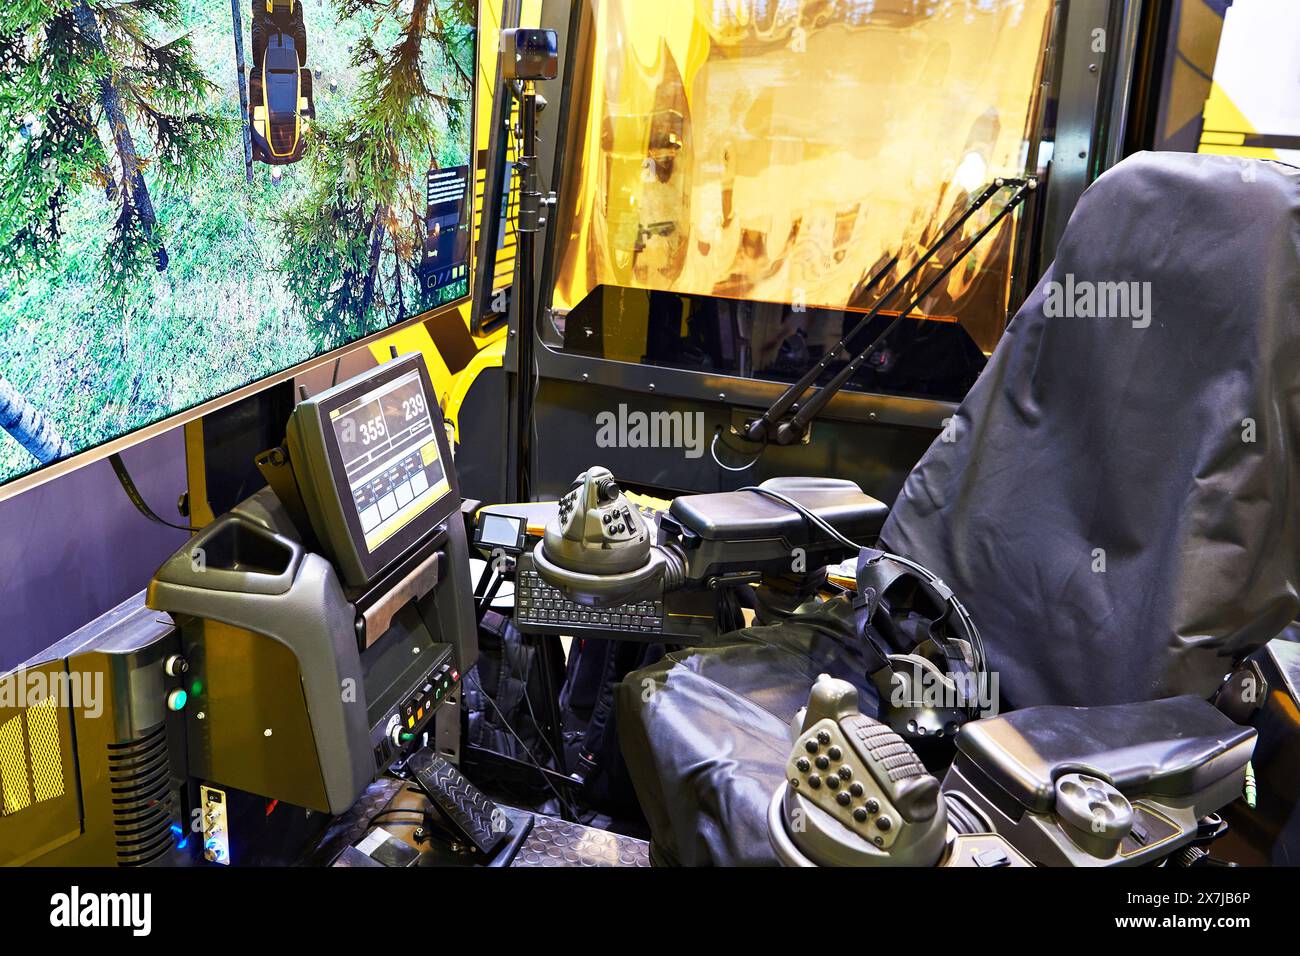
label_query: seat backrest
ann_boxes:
[881,151,1300,708]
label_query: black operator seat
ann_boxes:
[618,151,1300,865]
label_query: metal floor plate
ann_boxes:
[511,815,651,867]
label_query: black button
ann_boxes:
[816,731,831,745]
[804,739,819,754]
[853,808,868,823]
[837,765,852,780]
[849,782,864,797]
[815,755,830,770]
[828,746,842,761]
[836,791,851,806]
[876,816,892,832]
[865,798,880,814]
[795,758,810,773]
[808,774,822,789]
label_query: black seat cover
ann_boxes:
[617,597,878,866]
[882,153,1300,708]
[955,696,1257,814]
[619,152,1298,865]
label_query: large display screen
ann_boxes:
[0,0,476,493]
[329,368,450,554]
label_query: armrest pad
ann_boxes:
[668,478,888,547]
[955,696,1256,814]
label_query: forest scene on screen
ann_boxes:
[0,0,475,486]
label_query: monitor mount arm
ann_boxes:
[741,177,1036,448]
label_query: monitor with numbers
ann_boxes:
[287,353,460,589]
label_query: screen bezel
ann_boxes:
[473,510,527,553]
[313,355,461,588]
[0,8,479,506]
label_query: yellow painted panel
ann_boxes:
[1199,81,1280,161]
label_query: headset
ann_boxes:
[740,487,994,742]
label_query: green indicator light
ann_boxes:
[400,732,415,743]
[190,679,203,695]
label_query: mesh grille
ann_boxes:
[27,698,65,803]
[107,726,177,866]
[0,712,29,814]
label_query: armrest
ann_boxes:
[667,478,889,547]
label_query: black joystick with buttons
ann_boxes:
[533,466,679,607]
[546,466,650,573]
[768,674,949,867]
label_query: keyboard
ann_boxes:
[515,568,665,635]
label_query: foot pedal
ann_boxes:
[405,749,510,856]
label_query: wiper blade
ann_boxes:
[742,177,1035,447]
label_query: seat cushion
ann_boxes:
[617,596,879,866]
[955,696,1257,814]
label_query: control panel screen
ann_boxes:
[329,369,451,554]
[479,513,524,548]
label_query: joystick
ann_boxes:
[768,675,949,867]
[532,467,681,606]
[543,466,652,575]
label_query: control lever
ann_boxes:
[532,466,683,606]
[768,675,948,867]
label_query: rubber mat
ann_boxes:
[509,815,651,867]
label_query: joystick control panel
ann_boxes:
[546,467,651,574]
[769,675,949,867]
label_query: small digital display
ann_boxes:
[329,369,451,554]
[479,513,523,548]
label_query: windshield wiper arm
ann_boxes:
[742,177,1035,447]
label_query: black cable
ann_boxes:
[470,564,566,775]
[710,428,767,473]
[406,595,576,819]
[109,453,199,534]
[475,567,504,623]
[466,669,580,819]
[509,634,569,777]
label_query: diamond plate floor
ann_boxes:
[510,815,651,867]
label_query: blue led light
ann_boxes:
[170,823,190,850]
